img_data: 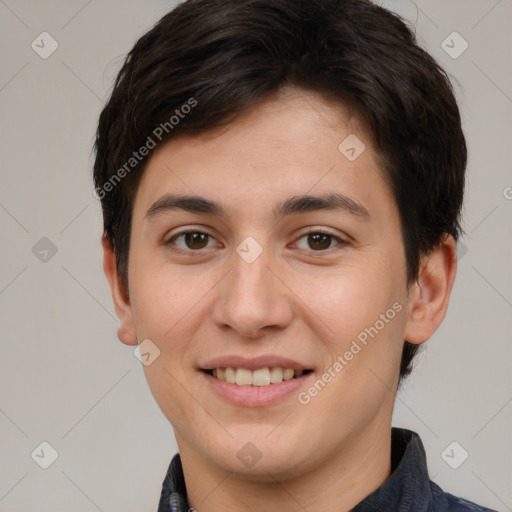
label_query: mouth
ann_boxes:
[202,367,314,387]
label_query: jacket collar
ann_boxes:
[158,428,433,512]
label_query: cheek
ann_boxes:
[128,260,223,381]
[296,258,407,390]
[297,263,399,338]
[299,271,406,427]
[129,252,203,339]
[129,264,210,421]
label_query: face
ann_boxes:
[108,88,440,480]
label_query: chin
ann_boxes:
[201,427,319,481]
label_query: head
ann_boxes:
[95,0,465,479]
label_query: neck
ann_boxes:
[177,418,392,512]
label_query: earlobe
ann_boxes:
[101,234,138,346]
[403,234,458,345]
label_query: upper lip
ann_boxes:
[200,355,311,371]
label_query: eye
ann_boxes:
[293,231,345,252]
[164,229,346,255]
[165,230,218,252]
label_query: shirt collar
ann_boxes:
[352,427,433,512]
[157,427,434,512]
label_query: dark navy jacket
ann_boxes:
[157,428,497,511]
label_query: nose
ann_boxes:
[211,247,293,339]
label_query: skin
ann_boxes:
[103,87,457,512]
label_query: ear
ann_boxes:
[102,234,138,346]
[404,234,458,344]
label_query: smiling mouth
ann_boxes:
[203,367,313,386]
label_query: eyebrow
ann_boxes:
[145,192,371,221]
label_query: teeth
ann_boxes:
[209,367,308,386]
[235,368,252,386]
[252,368,271,386]
[283,368,294,380]
[269,367,283,383]
[225,367,236,384]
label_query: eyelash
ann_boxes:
[164,229,347,256]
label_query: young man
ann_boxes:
[93,0,496,510]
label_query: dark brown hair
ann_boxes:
[93,0,467,380]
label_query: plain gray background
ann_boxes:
[0,0,511,511]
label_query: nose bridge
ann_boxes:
[212,241,292,337]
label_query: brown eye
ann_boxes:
[294,231,346,253]
[183,232,209,249]
[166,231,217,252]
[307,233,332,250]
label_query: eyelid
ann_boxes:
[163,227,349,254]
[163,227,222,254]
[291,228,348,251]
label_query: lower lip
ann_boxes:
[201,371,315,407]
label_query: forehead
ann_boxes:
[132,88,397,229]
